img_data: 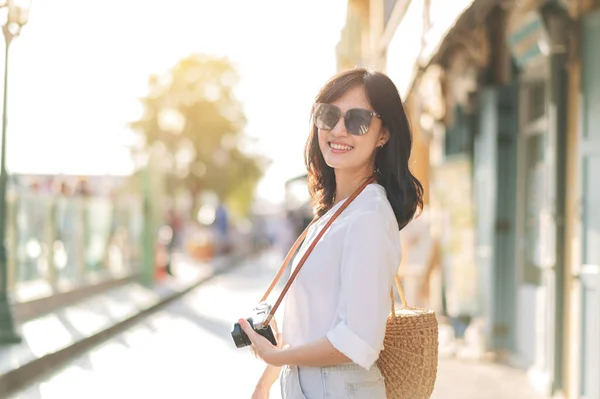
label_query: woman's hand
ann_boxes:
[239,318,284,366]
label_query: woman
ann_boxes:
[239,68,423,398]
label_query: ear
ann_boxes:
[378,127,390,147]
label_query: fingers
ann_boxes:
[239,319,257,341]
[240,319,261,357]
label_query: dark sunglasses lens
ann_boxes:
[345,109,372,135]
[314,104,340,130]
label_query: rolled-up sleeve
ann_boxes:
[326,210,402,370]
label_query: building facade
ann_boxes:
[337,1,600,398]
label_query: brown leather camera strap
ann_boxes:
[261,175,377,326]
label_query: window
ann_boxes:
[519,80,549,285]
[526,81,545,123]
[523,133,544,284]
[444,105,474,157]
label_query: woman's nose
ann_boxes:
[330,117,348,137]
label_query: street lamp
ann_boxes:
[0,0,31,344]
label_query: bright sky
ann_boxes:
[5,0,347,203]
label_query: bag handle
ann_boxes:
[261,176,376,327]
[390,275,412,315]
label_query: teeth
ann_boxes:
[330,143,353,151]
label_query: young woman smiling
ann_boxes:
[240,68,423,399]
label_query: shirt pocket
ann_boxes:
[345,376,386,399]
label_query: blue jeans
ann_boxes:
[280,363,386,399]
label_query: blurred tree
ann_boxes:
[130,54,266,218]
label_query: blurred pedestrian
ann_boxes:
[164,209,181,276]
[238,68,423,399]
[214,202,231,254]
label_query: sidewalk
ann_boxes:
[431,322,546,399]
[0,249,247,398]
[4,248,549,399]
[433,358,546,399]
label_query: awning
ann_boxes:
[386,0,498,100]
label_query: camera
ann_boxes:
[231,302,277,348]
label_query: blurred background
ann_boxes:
[0,0,597,398]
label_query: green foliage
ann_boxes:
[130,54,266,217]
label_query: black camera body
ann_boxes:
[231,302,277,348]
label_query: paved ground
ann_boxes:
[9,250,546,399]
[431,358,545,399]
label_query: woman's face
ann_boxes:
[317,85,388,174]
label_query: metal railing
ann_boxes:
[5,189,143,302]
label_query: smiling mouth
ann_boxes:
[328,142,354,151]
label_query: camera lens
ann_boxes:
[231,320,253,348]
[231,323,246,348]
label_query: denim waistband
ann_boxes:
[320,363,364,371]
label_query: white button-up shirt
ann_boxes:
[281,183,402,370]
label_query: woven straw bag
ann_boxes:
[376,275,439,398]
[260,177,439,398]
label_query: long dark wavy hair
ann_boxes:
[305,68,423,230]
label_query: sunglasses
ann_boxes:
[312,103,381,136]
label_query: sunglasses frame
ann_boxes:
[312,103,382,136]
